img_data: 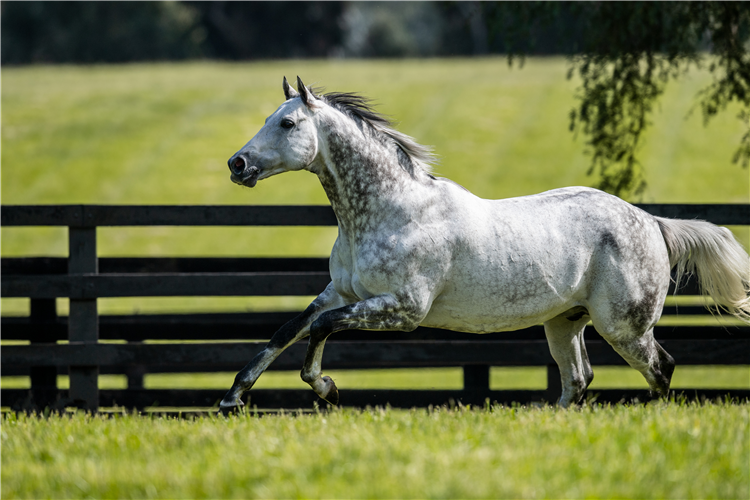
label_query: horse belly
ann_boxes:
[421,262,583,333]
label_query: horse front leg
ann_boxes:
[300,294,423,405]
[219,283,345,413]
[543,312,593,407]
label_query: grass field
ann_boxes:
[2,401,748,499]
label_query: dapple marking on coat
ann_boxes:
[220,76,750,411]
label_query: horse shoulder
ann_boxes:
[329,233,359,302]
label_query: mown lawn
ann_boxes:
[2,401,748,499]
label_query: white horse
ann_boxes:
[220,76,750,411]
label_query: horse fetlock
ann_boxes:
[558,377,588,407]
[649,343,675,396]
[300,369,317,385]
[647,370,672,398]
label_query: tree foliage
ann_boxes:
[0,2,206,63]
[189,2,345,60]
[483,2,750,198]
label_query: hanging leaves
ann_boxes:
[483,2,750,198]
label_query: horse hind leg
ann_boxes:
[544,309,594,407]
[606,329,675,398]
[588,285,675,399]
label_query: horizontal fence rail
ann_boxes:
[2,204,749,227]
[2,272,332,298]
[4,337,749,368]
[3,318,745,343]
[2,203,749,412]
[0,205,340,227]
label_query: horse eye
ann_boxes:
[280,119,295,129]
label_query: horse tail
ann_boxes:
[656,217,750,324]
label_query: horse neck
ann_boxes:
[314,115,422,234]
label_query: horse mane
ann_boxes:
[312,88,437,174]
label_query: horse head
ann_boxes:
[228,76,321,188]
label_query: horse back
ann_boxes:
[422,186,670,332]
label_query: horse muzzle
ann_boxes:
[228,155,261,188]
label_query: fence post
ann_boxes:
[68,226,99,411]
[29,298,58,409]
[126,365,146,390]
[546,364,561,404]
[463,365,490,404]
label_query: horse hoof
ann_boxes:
[324,387,340,406]
[322,376,339,406]
[219,399,244,416]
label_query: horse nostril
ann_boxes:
[230,157,246,175]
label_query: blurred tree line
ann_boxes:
[0,2,463,63]
[5,1,715,63]
[3,1,748,197]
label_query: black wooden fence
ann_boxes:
[2,204,749,412]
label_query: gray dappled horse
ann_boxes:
[220,77,750,411]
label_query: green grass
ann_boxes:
[2,401,748,499]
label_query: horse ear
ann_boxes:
[283,76,298,100]
[296,76,317,109]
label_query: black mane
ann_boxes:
[311,88,436,172]
[320,91,393,128]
